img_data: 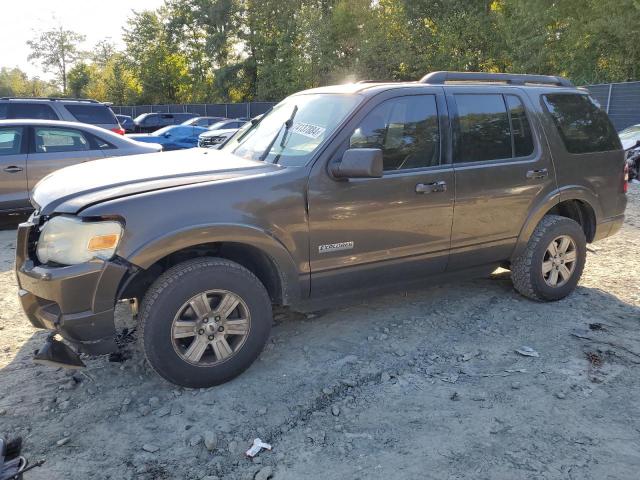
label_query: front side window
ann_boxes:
[34,128,90,153]
[543,93,620,153]
[0,127,23,156]
[9,103,58,120]
[223,93,361,166]
[349,95,440,171]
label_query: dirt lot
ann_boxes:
[1,186,639,480]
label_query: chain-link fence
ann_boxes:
[585,81,640,131]
[111,102,276,120]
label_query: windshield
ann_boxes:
[208,120,230,131]
[619,125,640,139]
[154,126,175,136]
[221,93,361,166]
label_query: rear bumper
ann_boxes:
[593,213,625,242]
[15,221,128,355]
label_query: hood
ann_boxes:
[32,148,280,215]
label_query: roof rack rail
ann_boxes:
[419,71,574,88]
[0,97,100,103]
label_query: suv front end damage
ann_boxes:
[15,217,128,358]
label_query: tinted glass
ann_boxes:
[454,94,511,162]
[543,94,620,153]
[34,128,90,153]
[9,103,58,120]
[65,104,117,124]
[0,127,23,156]
[349,95,440,170]
[506,95,534,157]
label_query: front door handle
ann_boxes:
[3,166,24,173]
[416,181,447,194]
[526,168,548,179]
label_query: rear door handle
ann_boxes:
[3,166,24,173]
[416,181,447,194]
[526,168,548,179]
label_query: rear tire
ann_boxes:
[139,257,272,388]
[511,215,586,301]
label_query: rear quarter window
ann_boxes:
[64,104,117,124]
[543,93,621,154]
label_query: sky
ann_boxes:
[0,0,165,79]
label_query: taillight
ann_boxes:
[111,127,126,135]
[623,163,629,193]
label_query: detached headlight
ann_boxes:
[36,215,123,265]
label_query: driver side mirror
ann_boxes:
[163,132,171,138]
[332,148,383,179]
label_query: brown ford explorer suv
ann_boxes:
[15,72,627,387]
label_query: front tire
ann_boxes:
[139,257,272,388]
[511,215,587,301]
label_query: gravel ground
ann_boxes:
[1,185,639,480]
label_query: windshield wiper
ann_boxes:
[259,105,297,162]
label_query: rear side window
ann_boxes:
[506,95,534,157]
[34,127,91,153]
[454,94,512,162]
[0,127,24,155]
[453,94,535,162]
[349,95,440,171]
[65,104,117,124]
[8,103,58,120]
[543,94,620,153]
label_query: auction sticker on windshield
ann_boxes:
[290,122,326,139]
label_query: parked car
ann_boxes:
[133,112,198,133]
[0,119,161,214]
[198,119,249,148]
[619,124,640,150]
[0,97,123,134]
[15,72,627,388]
[182,116,228,127]
[116,114,135,133]
[198,128,239,149]
[128,125,208,151]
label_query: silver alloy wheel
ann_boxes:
[170,289,251,366]
[542,235,577,287]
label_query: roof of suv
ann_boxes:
[0,97,106,104]
[298,71,578,96]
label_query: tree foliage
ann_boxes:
[27,27,86,94]
[16,0,640,104]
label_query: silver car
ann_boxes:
[0,119,162,213]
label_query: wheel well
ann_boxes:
[546,199,596,242]
[119,242,283,305]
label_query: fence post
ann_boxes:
[606,84,613,114]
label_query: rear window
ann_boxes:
[8,103,58,120]
[65,104,117,124]
[543,94,620,154]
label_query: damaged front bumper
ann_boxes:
[15,220,128,355]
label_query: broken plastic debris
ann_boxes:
[515,346,540,358]
[245,438,272,458]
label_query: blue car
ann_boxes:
[127,125,208,150]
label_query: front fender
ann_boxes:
[126,223,304,303]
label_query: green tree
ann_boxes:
[27,27,86,94]
[67,63,92,98]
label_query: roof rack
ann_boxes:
[419,71,574,88]
[0,97,101,103]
